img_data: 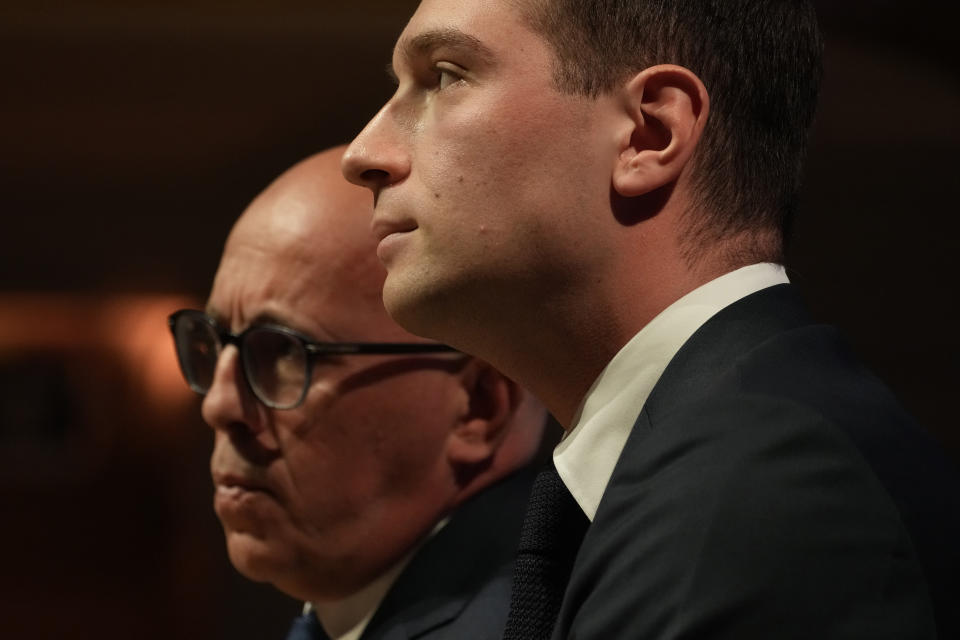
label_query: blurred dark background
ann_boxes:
[0,1,956,638]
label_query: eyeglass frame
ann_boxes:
[168,309,459,410]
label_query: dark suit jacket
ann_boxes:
[554,284,960,639]
[356,466,535,640]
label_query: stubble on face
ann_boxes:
[371,0,620,354]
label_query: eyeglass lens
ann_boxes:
[242,327,308,409]
[174,314,220,394]
[173,313,309,409]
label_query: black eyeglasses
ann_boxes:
[168,309,458,409]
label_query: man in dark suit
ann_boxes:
[341,0,960,637]
[169,146,547,639]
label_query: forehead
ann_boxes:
[208,218,388,340]
[396,0,538,61]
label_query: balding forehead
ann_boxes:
[209,146,398,342]
[236,153,374,245]
[217,214,386,328]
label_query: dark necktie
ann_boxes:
[284,611,330,640]
[502,465,590,640]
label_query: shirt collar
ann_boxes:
[308,517,449,640]
[553,263,789,521]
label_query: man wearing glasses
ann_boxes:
[169,146,547,640]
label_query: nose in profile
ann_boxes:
[341,104,410,195]
[201,345,281,462]
[201,345,255,434]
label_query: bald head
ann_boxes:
[235,147,375,263]
[225,146,390,329]
[200,145,546,605]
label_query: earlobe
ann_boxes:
[612,64,709,198]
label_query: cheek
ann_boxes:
[284,375,458,515]
[347,383,455,477]
[425,90,600,214]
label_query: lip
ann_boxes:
[212,471,279,521]
[212,471,273,496]
[371,216,417,243]
[214,483,270,504]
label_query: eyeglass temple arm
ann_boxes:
[306,343,459,355]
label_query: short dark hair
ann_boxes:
[518,0,824,264]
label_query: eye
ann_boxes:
[434,63,464,90]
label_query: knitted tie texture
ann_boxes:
[502,466,590,640]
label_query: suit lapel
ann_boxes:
[361,468,536,639]
[641,283,812,419]
[553,284,816,637]
[603,284,812,510]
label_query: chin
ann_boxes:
[383,283,437,338]
[224,528,297,586]
[224,529,374,602]
[383,273,469,345]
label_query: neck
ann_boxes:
[448,246,734,428]
[310,535,423,639]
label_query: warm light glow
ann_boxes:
[0,292,201,413]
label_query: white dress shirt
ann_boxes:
[553,263,790,521]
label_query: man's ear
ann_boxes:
[446,359,520,472]
[612,64,709,198]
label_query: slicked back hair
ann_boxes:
[516,0,824,264]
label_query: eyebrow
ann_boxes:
[252,312,346,343]
[204,305,225,325]
[201,308,282,331]
[204,308,306,334]
[247,311,289,329]
[393,27,496,73]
